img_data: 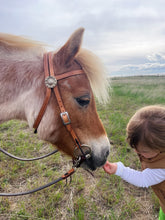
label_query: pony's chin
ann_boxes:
[80,161,97,171]
[80,156,107,171]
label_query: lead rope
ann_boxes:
[0,167,76,196]
[0,146,77,196]
[0,147,58,161]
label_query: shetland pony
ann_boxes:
[0,28,110,170]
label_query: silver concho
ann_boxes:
[45,76,57,88]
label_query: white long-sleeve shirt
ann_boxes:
[115,162,165,188]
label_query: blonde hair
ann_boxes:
[76,48,109,104]
[126,105,165,151]
[0,33,45,49]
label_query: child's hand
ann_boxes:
[103,161,117,175]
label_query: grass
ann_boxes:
[0,75,165,220]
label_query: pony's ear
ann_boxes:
[56,28,84,65]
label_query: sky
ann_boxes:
[1,0,165,76]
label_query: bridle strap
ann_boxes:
[33,52,85,151]
[48,52,82,146]
[33,53,51,133]
[55,70,85,80]
[33,53,84,133]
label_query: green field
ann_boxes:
[0,76,165,220]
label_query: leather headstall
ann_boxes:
[33,52,86,159]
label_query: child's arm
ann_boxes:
[103,161,165,188]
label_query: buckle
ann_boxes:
[60,112,71,125]
[74,144,92,159]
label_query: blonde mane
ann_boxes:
[0,33,45,50]
[0,33,109,103]
[76,49,109,104]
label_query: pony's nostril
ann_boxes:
[105,149,109,158]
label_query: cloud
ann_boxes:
[146,53,165,63]
[111,53,165,76]
[1,0,165,76]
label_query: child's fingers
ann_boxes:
[103,164,107,171]
[103,162,108,169]
[103,162,111,172]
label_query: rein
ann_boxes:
[0,147,58,161]
[0,167,75,196]
[0,52,91,196]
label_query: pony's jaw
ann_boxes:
[81,135,110,170]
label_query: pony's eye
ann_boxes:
[75,96,90,107]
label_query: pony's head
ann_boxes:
[36,28,110,170]
[0,28,110,171]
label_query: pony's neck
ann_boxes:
[0,48,45,127]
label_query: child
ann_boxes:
[103,105,165,220]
